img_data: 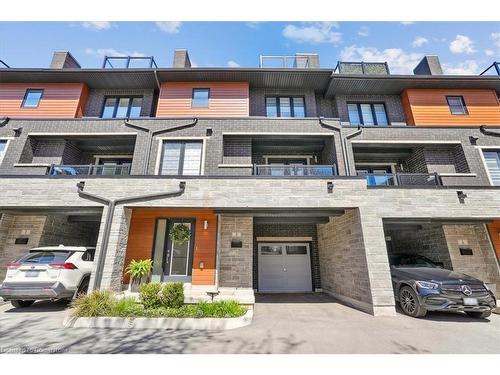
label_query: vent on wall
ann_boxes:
[14,237,29,245]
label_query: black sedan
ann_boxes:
[389,254,496,319]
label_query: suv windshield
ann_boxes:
[390,254,438,268]
[16,251,72,264]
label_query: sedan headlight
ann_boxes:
[415,281,439,289]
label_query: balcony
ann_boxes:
[334,61,390,75]
[254,165,337,177]
[48,164,131,176]
[258,54,318,69]
[362,173,442,187]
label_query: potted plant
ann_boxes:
[169,223,191,245]
[125,259,153,292]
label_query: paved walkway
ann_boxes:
[0,293,498,354]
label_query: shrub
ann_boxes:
[139,282,163,309]
[110,297,144,317]
[161,282,184,308]
[72,290,114,317]
[197,300,246,318]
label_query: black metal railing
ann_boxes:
[48,164,131,176]
[479,62,500,76]
[361,173,442,187]
[254,164,337,177]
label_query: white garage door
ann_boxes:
[258,242,312,292]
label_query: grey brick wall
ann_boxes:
[253,222,321,290]
[335,94,407,124]
[317,209,373,305]
[218,216,253,288]
[83,89,155,117]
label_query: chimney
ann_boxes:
[413,55,443,75]
[50,51,81,69]
[173,49,191,68]
[295,53,320,68]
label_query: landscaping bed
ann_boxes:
[64,282,251,330]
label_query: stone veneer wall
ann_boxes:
[443,224,500,292]
[317,209,373,306]
[218,216,253,288]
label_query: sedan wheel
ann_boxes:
[399,286,427,318]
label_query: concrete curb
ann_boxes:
[62,309,253,330]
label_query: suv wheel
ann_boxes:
[11,300,35,308]
[465,311,491,319]
[76,277,90,297]
[399,286,427,318]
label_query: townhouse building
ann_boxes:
[0,50,499,315]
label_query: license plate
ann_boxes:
[25,270,40,278]
[463,297,478,306]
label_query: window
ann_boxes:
[446,96,468,115]
[192,88,210,107]
[21,89,43,108]
[483,150,500,186]
[347,103,388,126]
[266,96,305,117]
[101,97,142,118]
[160,141,203,175]
[0,140,7,165]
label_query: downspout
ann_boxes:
[124,118,198,175]
[344,127,363,176]
[319,117,345,175]
[77,180,186,290]
[480,125,500,138]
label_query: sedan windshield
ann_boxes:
[390,254,438,268]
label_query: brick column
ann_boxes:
[90,206,132,291]
[218,216,253,288]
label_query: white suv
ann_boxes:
[0,245,95,308]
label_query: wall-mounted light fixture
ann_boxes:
[199,261,205,270]
[457,191,467,204]
[203,220,209,230]
[327,181,334,193]
[469,136,479,145]
[206,128,213,136]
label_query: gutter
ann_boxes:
[480,125,500,138]
[77,180,186,290]
[124,118,198,174]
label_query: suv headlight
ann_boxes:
[415,281,439,290]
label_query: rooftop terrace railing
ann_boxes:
[48,164,131,176]
[479,62,500,76]
[102,56,158,69]
[259,55,310,69]
[334,61,390,75]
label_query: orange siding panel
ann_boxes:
[156,82,249,117]
[487,221,500,260]
[124,208,217,285]
[402,89,500,126]
[0,83,88,118]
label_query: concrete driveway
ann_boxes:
[0,293,498,354]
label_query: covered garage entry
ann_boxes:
[383,219,500,293]
[0,208,102,281]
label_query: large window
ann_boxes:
[483,150,500,186]
[192,88,210,107]
[347,103,388,126]
[0,140,7,165]
[21,89,43,108]
[101,97,142,118]
[160,141,203,175]
[446,96,468,115]
[266,96,305,117]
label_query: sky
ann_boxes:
[0,22,499,74]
